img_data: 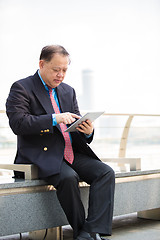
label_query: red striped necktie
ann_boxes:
[48,87,74,164]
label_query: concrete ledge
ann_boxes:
[138,208,160,220]
[102,157,141,171]
[0,164,38,180]
[29,227,63,240]
[0,158,141,180]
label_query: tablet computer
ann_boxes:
[65,111,104,132]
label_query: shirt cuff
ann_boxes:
[52,114,57,126]
[85,132,93,138]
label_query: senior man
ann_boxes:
[6,45,115,240]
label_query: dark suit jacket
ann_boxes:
[6,71,99,178]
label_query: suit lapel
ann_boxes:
[32,72,62,132]
[32,72,54,114]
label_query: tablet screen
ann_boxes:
[65,111,104,132]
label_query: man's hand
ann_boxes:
[76,119,94,135]
[55,112,81,125]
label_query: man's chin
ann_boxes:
[52,81,62,88]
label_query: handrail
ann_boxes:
[103,113,160,117]
[1,109,160,117]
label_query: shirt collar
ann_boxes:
[38,70,56,92]
[38,70,48,91]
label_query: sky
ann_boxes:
[0,0,160,114]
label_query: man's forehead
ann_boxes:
[53,66,68,69]
[49,55,69,67]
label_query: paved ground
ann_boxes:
[0,213,160,240]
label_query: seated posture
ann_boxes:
[6,45,115,240]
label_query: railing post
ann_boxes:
[119,115,134,158]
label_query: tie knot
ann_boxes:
[48,86,52,94]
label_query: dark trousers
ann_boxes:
[45,153,115,238]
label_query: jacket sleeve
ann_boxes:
[6,81,53,135]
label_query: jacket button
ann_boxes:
[44,147,48,151]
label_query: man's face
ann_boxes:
[39,53,69,88]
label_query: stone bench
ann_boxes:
[0,161,160,239]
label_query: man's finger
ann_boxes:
[71,113,81,119]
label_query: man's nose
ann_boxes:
[57,71,64,77]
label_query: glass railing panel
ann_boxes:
[0,111,160,175]
[0,112,16,167]
[126,116,160,171]
[90,115,128,158]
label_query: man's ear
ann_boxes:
[39,60,44,69]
